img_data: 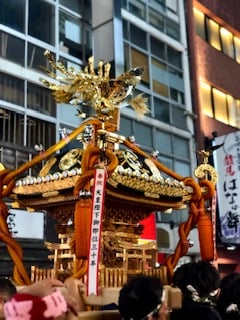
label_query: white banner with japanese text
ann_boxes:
[87,168,107,295]
[214,131,240,244]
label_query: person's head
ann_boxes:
[172,261,221,304]
[217,272,240,320]
[3,279,79,320]
[0,278,16,317]
[118,274,164,320]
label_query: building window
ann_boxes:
[207,18,221,51]
[154,97,170,124]
[194,8,240,64]
[128,0,146,20]
[166,18,179,40]
[150,37,166,60]
[200,81,240,128]
[193,8,206,39]
[0,72,24,106]
[27,82,56,117]
[200,82,213,117]
[212,88,228,123]
[0,0,25,33]
[122,0,180,40]
[131,48,150,87]
[154,129,191,173]
[28,0,55,45]
[123,19,185,128]
[25,116,56,149]
[149,7,164,31]
[28,44,55,73]
[152,59,169,97]
[134,122,153,149]
[59,9,92,59]
[0,108,24,145]
[166,0,178,14]
[59,0,82,15]
[0,32,25,66]
[171,104,186,129]
[220,27,234,58]
[130,24,147,49]
[234,36,240,63]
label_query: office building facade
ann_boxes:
[186,0,240,274]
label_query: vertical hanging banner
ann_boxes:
[87,168,107,296]
[214,131,240,244]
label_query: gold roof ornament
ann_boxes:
[40,51,149,121]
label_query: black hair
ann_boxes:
[118,274,163,320]
[217,272,240,320]
[0,278,17,301]
[172,261,220,299]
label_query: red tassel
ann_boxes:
[198,212,214,261]
[74,199,92,259]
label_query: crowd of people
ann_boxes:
[1,261,240,320]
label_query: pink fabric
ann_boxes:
[4,289,67,320]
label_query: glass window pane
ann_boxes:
[166,0,178,13]
[227,96,237,127]
[159,155,173,170]
[154,97,170,123]
[172,136,189,158]
[193,8,205,39]
[59,0,82,15]
[207,18,221,51]
[119,116,133,138]
[150,37,166,60]
[235,100,240,128]
[151,59,169,97]
[2,148,16,171]
[149,8,164,31]
[59,10,83,58]
[0,72,24,106]
[234,36,240,63]
[129,0,146,20]
[212,88,228,124]
[167,46,182,69]
[130,24,147,49]
[200,82,213,117]
[134,122,153,149]
[169,68,184,103]
[170,88,184,104]
[220,27,234,58]
[26,116,56,149]
[27,83,56,117]
[131,49,149,86]
[175,160,191,176]
[28,44,56,73]
[155,130,172,154]
[166,19,180,40]
[28,0,55,45]
[172,105,187,129]
[149,0,166,12]
[0,0,25,33]
[0,32,24,66]
[0,108,24,145]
